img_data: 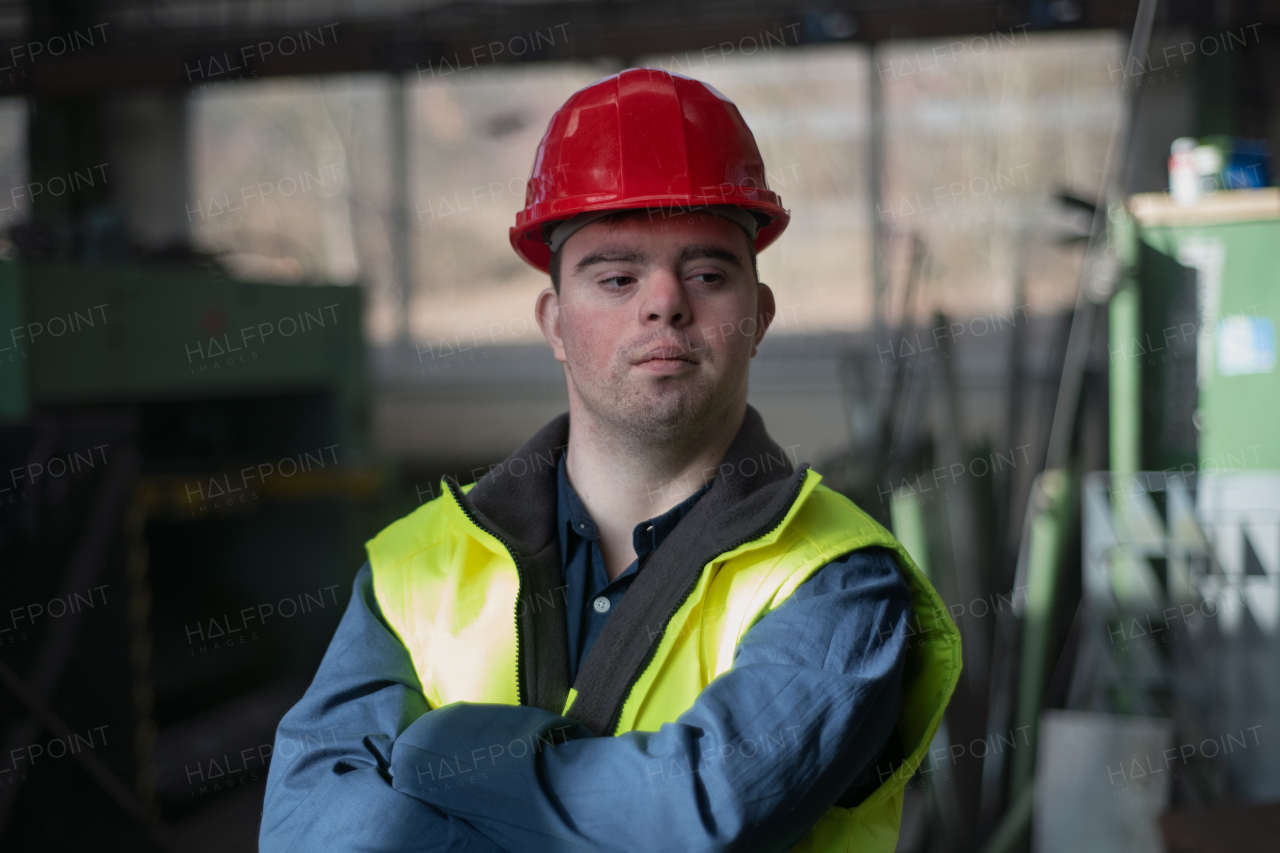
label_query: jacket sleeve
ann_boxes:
[258,562,504,853]
[388,546,912,853]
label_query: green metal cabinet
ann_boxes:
[1112,189,1280,475]
[0,260,368,456]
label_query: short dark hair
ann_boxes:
[548,209,759,294]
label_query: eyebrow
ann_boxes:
[677,244,743,268]
[572,244,743,273]
[573,247,647,273]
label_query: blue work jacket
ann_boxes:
[259,454,911,852]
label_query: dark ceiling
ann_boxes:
[2,0,1276,96]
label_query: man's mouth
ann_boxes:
[633,343,700,373]
[634,344,699,365]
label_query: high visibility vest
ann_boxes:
[368,466,961,852]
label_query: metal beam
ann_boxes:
[0,0,1198,97]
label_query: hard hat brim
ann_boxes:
[510,196,789,274]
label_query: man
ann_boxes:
[260,68,960,852]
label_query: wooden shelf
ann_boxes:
[1128,188,1280,227]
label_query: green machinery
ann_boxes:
[975,189,1280,851]
[1110,188,1280,477]
[0,259,379,844]
[1063,189,1280,820]
[0,260,368,456]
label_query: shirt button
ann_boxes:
[646,525,654,532]
[593,596,611,614]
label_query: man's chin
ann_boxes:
[619,395,723,442]
[573,373,732,443]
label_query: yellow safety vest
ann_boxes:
[367,459,961,852]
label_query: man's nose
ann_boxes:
[639,268,691,325]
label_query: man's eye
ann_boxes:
[690,272,724,285]
[600,275,634,288]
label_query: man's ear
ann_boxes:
[535,286,567,364]
[751,281,776,357]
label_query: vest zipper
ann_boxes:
[443,476,528,707]
[606,468,812,735]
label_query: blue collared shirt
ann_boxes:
[261,465,912,853]
[557,451,713,683]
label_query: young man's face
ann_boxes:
[535,211,775,446]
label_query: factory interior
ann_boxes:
[1,0,1279,850]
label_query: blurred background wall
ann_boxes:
[1,1,1279,851]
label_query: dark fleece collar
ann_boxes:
[447,404,808,736]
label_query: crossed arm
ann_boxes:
[259,549,910,853]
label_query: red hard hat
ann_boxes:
[510,68,790,272]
